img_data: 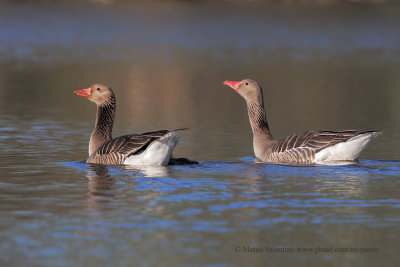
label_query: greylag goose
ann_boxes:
[74,84,196,166]
[223,79,382,164]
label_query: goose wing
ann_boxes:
[270,130,379,163]
[88,130,171,164]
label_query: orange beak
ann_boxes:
[74,88,92,98]
[223,80,241,92]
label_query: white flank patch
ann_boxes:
[123,132,180,166]
[314,132,382,164]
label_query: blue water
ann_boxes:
[3,156,399,266]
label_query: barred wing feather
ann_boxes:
[270,130,379,163]
[88,130,171,164]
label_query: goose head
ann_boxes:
[74,84,114,106]
[223,79,263,102]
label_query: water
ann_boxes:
[1,1,400,266]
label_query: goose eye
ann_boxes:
[96,88,100,91]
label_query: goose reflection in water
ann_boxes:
[85,163,171,211]
[123,165,170,178]
[85,164,116,212]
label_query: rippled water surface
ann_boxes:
[1,1,400,266]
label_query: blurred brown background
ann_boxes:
[0,0,399,161]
